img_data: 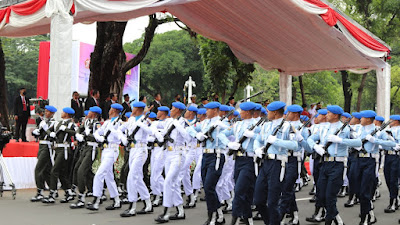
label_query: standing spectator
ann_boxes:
[150,93,162,114]
[85,89,100,110]
[139,95,151,113]
[308,103,317,124]
[35,109,44,127]
[103,93,118,120]
[71,91,84,121]
[14,87,30,142]
[174,94,182,102]
[227,96,236,107]
[301,104,311,118]
[122,94,132,114]
[187,94,198,107]
[212,93,219,102]
[198,97,209,109]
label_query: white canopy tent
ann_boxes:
[0,0,391,118]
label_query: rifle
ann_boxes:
[102,108,128,144]
[236,91,265,106]
[262,114,288,157]
[228,116,267,157]
[320,120,350,162]
[127,113,151,144]
[299,114,316,131]
[359,120,391,153]
[157,109,187,147]
[200,110,235,146]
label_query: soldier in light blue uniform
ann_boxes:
[307,105,361,225]
[356,110,395,225]
[279,104,311,225]
[383,115,400,214]
[344,112,363,208]
[253,101,298,225]
[187,102,227,225]
[338,112,352,198]
[218,101,258,225]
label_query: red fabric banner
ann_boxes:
[2,140,39,157]
[10,0,46,16]
[304,0,389,54]
[37,41,50,99]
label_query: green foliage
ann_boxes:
[198,37,254,103]
[124,30,204,104]
[3,35,49,112]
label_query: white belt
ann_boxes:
[129,142,146,148]
[236,151,255,157]
[55,143,69,148]
[266,153,288,161]
[87,142,98,147]
[87,142,98,161]
[288,151,301,157]
[166,146,185,151]
[323,156,346,162]
[39,140,50,145]
[104,143,120,149]
[203,149,221,154]
[386,150,398,155]
[358,153,379,158]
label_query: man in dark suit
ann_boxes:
[14,87,30,142]
[71,91,84,122]
[84,89,100,110]
[150,93,162,114]
[122,94,132,114]
[103,93,118,120]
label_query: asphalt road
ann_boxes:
[0,175,399,225]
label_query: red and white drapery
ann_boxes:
[291,0,390,58]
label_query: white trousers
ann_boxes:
[192,147,203,190]
[163,149,185,208]
[180,148,196,196]
[93,147,119,198]
[150,147,165,196]
[216,153,233,202]
[127,146,150,202]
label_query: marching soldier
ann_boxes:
[42,107,77,204]
[181,106,199,209]
[356,110,394,224]
[306,105,361,225]
[192,108,207,201]
[383,115,400,213]
[155,102,188,223]
[279,104,311,225]
[150,106,170,207]
[186,102,227,225]
[120,102,158,217]
[70,106,102,209]
[87,103,126,211]
[338,112,352,198]
[119,111,132,204]
[253,101,298,225]
[31,105,57,202]
[344,112,362,208]
[218,101,258,225]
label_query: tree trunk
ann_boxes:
[341,71,352,112]
[0,39,9,129]
[356,73,368,111]
[299,76,306,105]
[89,21,127,101]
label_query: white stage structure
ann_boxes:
[0,0,391,118]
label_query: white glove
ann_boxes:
[255,147,264,158]
[354,146,362,151]
[75,133,84,142]
[41,123,49,131]
[295,132,304,142]
[314,144,325,156]
[375,131,382,137]
[148,136,155,143]
[138,122,147,129]
[120,135,128,146]
[59,125,67,131]
[266,135,277,144]
[395,144,400,151]
[49,132,56,138]
[196,133,207,141]
[94,133,105,143]
[32,129,40,136]
[243,130,255,138]
[228,142,241,151]
[365,134,375,143]
[215,120,228,129]
[327,135,343,143]
[173,120,182,129]
[155,132,164,143]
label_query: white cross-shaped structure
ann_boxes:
[245,85,254,102]
[185,76,196,104]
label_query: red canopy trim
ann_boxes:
[70,2,76,15]
[0,7,11,23]
[304,0,390,54]
[10,0,46,16]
